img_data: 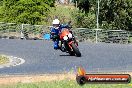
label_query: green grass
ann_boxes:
[47,4,75,26]
[128,37,132,43]
[0,80,132,88]
[0,55,9,65]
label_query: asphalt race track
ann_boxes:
[0,39,132,75]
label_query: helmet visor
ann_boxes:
[53,24,59,27]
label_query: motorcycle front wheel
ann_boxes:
[71,43,81,57]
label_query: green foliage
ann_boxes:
[1,79,132,88]
[73,0,132,30]
[99,0,132,30]
[0,0,55,25]
[0,0,131,31]
[47,6,74,26]
[74,0,90,13]
[47,5,96,28]
[0,0,3,6]
[71,9,96,28]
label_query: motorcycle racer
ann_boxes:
[50,19,69,49]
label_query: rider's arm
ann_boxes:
[50,28,60,40]
[60,24,69,28]
[61,21,72,28]
[50,28,55,39]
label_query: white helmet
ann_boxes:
[52,19,60,24]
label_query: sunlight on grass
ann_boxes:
[0,80,132,88]
[0,55,9,65]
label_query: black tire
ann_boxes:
[71,43,81,57]
[76,76,86,85]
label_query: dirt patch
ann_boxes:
[0,73,75,85]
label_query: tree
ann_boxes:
[99,0,132,30]
[0,0,55,25]
[74,0,90,13]
[71,9,96,28]
[72,0,132,30]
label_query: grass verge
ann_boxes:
[0,79,132,88]
[0,55,9,65]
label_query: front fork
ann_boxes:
[68,39,78,49]
[68,41,73,49]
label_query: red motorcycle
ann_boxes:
[59,28,81,57]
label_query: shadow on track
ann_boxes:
[59,54,73,57]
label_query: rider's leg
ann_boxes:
[54,40,59,49]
